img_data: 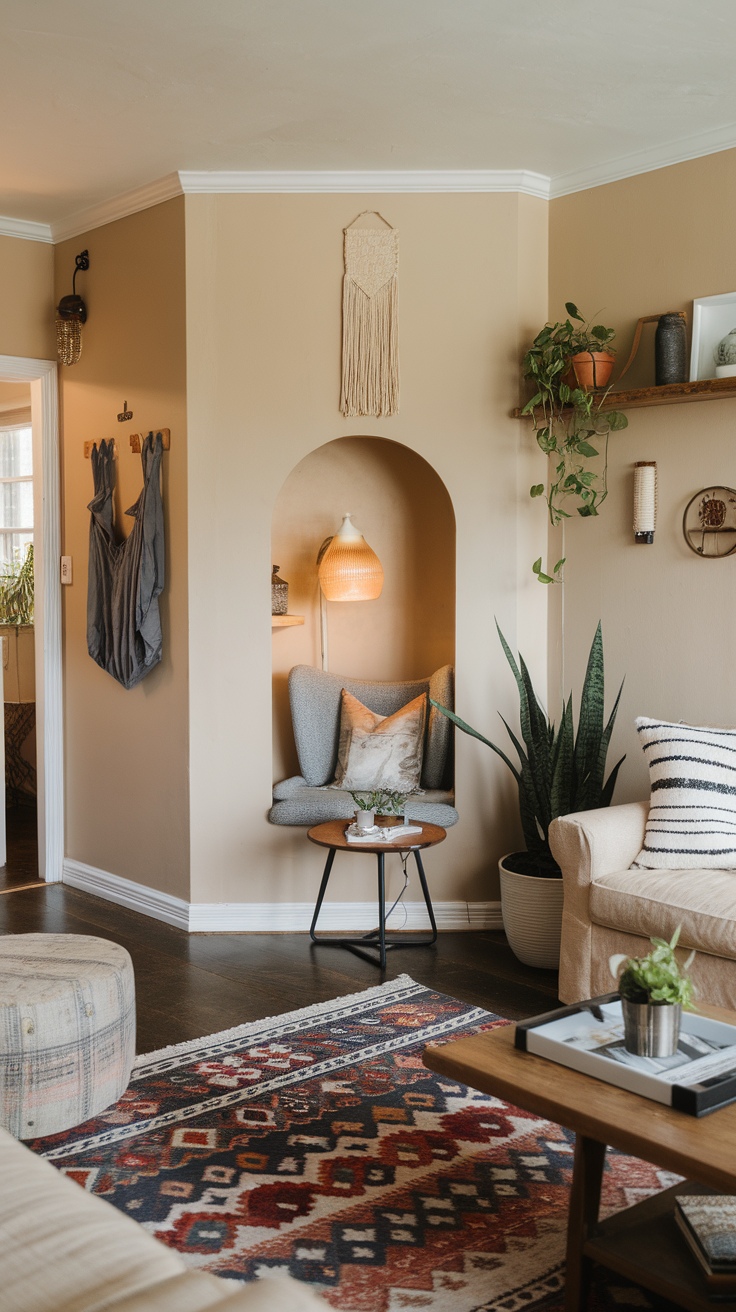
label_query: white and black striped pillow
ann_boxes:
[634,716,736,869]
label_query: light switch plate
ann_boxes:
[60,556,72,585]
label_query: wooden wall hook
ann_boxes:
[84,440,118,459]
[129,428,170,454]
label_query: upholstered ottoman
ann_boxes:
[0,934,135,1140]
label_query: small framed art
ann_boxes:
[690,291,736,382]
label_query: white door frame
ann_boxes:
[0,356,62,882]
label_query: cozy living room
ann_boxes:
[3,4,736,1311]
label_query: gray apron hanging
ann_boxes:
[87,432,165,689]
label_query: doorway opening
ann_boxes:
[0,385,37,876]
[0,356,62,884]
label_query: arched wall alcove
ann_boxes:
[271,435,456,784]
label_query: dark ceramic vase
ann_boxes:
[655,313,687,386]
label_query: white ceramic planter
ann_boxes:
[499,855,564,969]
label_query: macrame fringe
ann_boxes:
[341,274,399,417]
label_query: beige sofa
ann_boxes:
[549,801,736,1010]
[0,1126,325,1312]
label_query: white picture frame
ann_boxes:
[690,291,736,381]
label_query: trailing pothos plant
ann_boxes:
[522,303,629,584]
[431,621,624,877]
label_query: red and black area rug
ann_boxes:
[31,975,679,1311]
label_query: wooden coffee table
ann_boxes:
[423,1007,736,1312]
[307,820,446,969]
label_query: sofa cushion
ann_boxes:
[633,716,736,869]
[589,866,736,961]
[333,690,427,792]
[268,785,458,828]
[0,1125,186,1312]
[288,664,453,790]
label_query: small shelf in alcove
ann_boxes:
[272,615,305,628]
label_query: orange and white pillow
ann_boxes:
[332,689,427,793]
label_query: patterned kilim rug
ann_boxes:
[30,975,679,1312]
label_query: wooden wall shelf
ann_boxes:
[272,615,305,628]
[513,376,736,419]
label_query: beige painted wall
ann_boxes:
[0,236,54,361]
[186,191,548,907]
[55,198,190,898]
[0,383,32,409]
[549,148,736,804]
[271,435,456,783]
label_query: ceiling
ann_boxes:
[3,0,736,226]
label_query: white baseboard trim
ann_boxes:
[62,859,503,934]
[188,900,503,933]
[63,859,190,931]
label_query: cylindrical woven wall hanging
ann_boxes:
[56,249,89,367]
[340,213,399,418]
[634,461,657,543]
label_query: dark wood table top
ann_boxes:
[307,819,446,855]
[422,1008,736,1194]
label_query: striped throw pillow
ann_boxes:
[634,716,736,869]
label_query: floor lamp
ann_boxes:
[316,513,383,671]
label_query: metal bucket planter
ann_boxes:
[622,999,681,1057]
[498,855,564,969]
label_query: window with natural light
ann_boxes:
[0,425,33,570]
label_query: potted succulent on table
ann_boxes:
[349,789,414,832]
[522,304,628,585]
[610,927,696,1057]
[431,622,624,969]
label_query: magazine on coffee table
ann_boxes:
[515,994,736,1116]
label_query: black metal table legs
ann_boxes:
[309,847,438,969]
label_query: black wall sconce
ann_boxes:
[56,250,89,366]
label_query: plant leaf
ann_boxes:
[607,410,628,431]
[530,484,545,497]
[565,302,583,321]
[573,621,605,810]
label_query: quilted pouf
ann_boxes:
[0,933,135,1140]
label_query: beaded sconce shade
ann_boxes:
[318,513,383,601]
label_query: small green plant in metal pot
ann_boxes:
[610,926,696,1057]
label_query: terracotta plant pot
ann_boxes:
[563,351,615,391]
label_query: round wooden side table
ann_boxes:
[306,819,446,969]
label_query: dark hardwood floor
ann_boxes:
[0,807,560,1053]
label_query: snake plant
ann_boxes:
[430,621,624,876]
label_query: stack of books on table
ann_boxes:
[675,1196,736,1298]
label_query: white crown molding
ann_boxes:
[550,122,736,198]
[9,124,736,244]
[177,169,551,199]
[50,173,183,244]
[0,215,53,243]
[62,858,503,933]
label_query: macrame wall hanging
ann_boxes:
[340,212,399,418]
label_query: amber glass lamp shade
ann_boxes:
[318,513,383,601]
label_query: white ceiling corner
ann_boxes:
[550,122,736,199]
[49,174,183,245]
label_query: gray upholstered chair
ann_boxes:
[268,664,458,828]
